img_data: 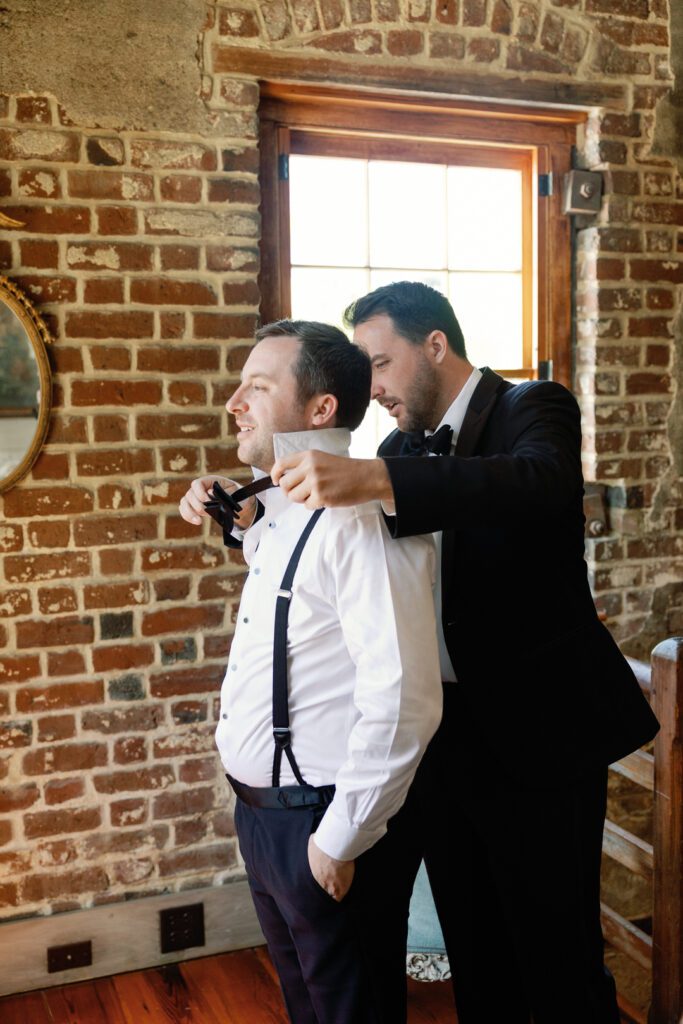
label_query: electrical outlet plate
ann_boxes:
[47,940,93,974]
[159,902,205,954]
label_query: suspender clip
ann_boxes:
[273,727,291,748]
[276,588,292,600]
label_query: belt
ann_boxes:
[226,774,335,811]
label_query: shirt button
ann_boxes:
[268,521,276,528]
[253,567,260,575]
[222,713,228,720]
[231,664,237,672]
[243,616,249,623]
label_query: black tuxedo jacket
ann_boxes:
[378,368,659,782]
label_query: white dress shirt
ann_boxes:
[215,428,443,863]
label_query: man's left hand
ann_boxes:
[272,450,394,509]
[308,835,355,902]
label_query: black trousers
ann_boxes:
[413,683,620,1024]
[234,790,423,1024]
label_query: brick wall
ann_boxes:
[0,0,681,921]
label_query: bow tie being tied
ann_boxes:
[404,423,454,457]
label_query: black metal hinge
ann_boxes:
[278,154,289,181]
[538,173,553,197]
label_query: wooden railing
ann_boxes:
[601,639,683,1024]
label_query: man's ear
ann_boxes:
[425,330,449,364]
[308,393,339,428]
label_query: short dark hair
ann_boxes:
[255,319,371,431]
[344,280,467,358]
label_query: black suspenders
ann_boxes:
[271,508,324,788]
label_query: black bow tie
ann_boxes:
[203,476,275,531]
[404,423,453,457]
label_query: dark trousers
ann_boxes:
[234,790,423,1024]
[413,683,620,1024]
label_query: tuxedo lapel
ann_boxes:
[442,368,506,629]
[454,367,506,458]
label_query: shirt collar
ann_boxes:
[252,427,351,515]
[429,367,483,445]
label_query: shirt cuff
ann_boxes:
[312,805,386,861]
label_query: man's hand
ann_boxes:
[308,835,355,902]
[178,475,257,530]
[271,451,394,509]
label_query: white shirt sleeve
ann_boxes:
[313,507,443,861]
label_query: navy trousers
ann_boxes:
[234,793,423,1024]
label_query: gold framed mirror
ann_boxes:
[0,275,53,494]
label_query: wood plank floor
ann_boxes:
[0,946,458,1023]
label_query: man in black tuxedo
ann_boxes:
[272,281,659,1024]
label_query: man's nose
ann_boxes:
[227,385,246,415]
[370,376,384,401]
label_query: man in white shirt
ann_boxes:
[179,319,442,1024]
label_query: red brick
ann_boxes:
[507,44,567,74]
[0,783,40,813]
[84,278,125,304]
[46,415,89,445]
[96,205,138,235]
[0,589,32,617]
[17,168,61,199]
[93,415,129,443]
[37,586,78,615]
[0,204,90,234]
[16,615,94,650]
[586,0,649,15]
[491,0,512,33]
[141,543,225,573]
[99,548,135,575]
[73,514,157,548]
[468,37,500,60]
[646,344,670,366]
[0,823,13,849]
[0,128,79,161]
[3,486,93,519]
[21,866,108,900]
[625,373,671,395]
[206,245,259,273]
[0,654,41,683]
[44,778,86,805]
[27,520,71,548]
[599,228,642,253]
[154,577,192,602]
[598,140,628,165]
[142,604,224,637]
[114,736,147,764]
[165,515,203,539]
[15,96,52,123]
[307,30,381,53]
[110,798,148,827]
[0,720,33,749]
[150,664,225,698]
[387,29,424,55]
[218,7,260,34]
[18,239,58,269]
[154,729,215,758]
[194,313,256,339]
[92,643,155,672]
[47,650,87,676]
[93,765,175,794]
[12,275,76,304]
[630,259,683,283]
[211,809,236,838]
[71,379,162,406]
[598,289,642,313]
[628,316,671,338]
[175,819,208,846]
[160,448,200,473]
[24,743,107,776]
[160,175,203,203]
[633,203,683,227]
[153,787,214,819]
[84,581,149,610]
[198,574,245,602]
[179,757,219,784]
[66,311,154,339]
[5,552,91,585]
[160,312,187,338]
[82,706,164,735]
[158,843,236,877]
[135,413,220,441]
[37,715,77,742]
[0,524,23,552]
[130,139,217,170]
[137,346,220,373]
[130,278,218,306]
[68,169,153,201]
[75,449,154,477]
[222,280,260,306]
[97,484,136,509]
[462,0,485,24]
[208,178,260,204]
[168,381,207,406]
[16,681,104,714]
[160,245,200,270]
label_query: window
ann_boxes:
[260,85,582,451]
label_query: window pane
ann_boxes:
[370,269,448,294]
[369,162,447,270]
[290,267,369,330]
[447,167,522,272]
[449,272,523,369]
[290,156,368,267]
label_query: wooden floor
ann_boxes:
[0,946,458,1023]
